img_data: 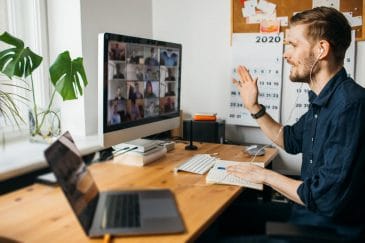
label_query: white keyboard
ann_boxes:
[174,154,217,174]
[206,160,263,190]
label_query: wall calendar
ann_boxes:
[229,33,284,127]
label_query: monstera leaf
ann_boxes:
[0,32,42,79]
[49,51,88,101]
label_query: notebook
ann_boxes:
[44,131,185,237]
[206,160,264,190]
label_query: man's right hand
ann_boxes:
[232,65,285,148]
[232,65,260,114]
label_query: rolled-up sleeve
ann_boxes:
[297,103,365,216]
[283,114,306,154]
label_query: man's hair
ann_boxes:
[290,7,351,65]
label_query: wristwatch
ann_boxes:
[251,104,266,119]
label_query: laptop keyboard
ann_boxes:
[106,193,141,228]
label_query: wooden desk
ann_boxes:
[0,143,278,243]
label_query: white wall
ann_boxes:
[152,0,365,174]
[79,0,153,135]
[47,0,153,137]
[152,0,232,119]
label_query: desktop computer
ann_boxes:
[98,32,182,148]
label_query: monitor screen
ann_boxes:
[98,33,182,148]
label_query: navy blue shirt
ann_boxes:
[284,68,365,237]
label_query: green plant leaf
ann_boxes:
[0,32,43,79]
[49,51,88,100]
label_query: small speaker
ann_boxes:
[183,119,225,144]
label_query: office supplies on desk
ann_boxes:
[246,145,265,156]
[113,138,160,153]
[185,120,198,151]
[113,146,167,167]
[158,140,176,152]
[103,234,111,243]
[174,154,217,174]
[206,160,264,190]
[193,112,217,121]
[183,119,225,144]
[112,146,138,157]
[44,131,185,237]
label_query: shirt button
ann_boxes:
[311,137,314,142]
[314,114,318,119]
[309,160,313,164]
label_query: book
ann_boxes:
[206,160,264,190]
[113,138,161,153]
[113,146,167,167]
[193,112,217,121]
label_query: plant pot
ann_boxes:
[28,107,61,144]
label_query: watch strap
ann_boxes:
[251,104,266,119]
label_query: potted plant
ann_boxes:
[0,31,88,143]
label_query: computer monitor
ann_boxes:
[98,33,182,148]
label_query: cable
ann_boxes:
[309,49,322,84]
[248,81,305,163]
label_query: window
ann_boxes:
[0,0,50,142]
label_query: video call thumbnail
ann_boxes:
[107,40,179,127]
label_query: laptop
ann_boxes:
[44,131,185,237]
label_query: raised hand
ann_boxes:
[232,65,259,113]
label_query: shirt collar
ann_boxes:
[309,68,348,107]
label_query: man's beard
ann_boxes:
[289,52,317,83]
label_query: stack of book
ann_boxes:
[193,112,217,121]
[113,139,167,167]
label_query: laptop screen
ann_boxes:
[44,131,100,234]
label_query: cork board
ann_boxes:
[231,0,365,40]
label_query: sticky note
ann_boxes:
[277,16,288,26]
[242,6,256,17]
[351,16,363,27]
[257,0,276,14]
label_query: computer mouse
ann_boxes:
[245,145,265,156]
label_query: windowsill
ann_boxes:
[0,135,103,181]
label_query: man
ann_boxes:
[145,47,159,66]
[229,7,365,240]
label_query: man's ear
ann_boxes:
[318,40,330,59]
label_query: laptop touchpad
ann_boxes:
[141,199,178,218]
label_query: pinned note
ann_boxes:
[257,0,276,14]
[242,4,256,17]
[312,0,340,10]
[351,16,363,27]
[343,12,353,25]
[277,16,288,27]
[260,19,280,33]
